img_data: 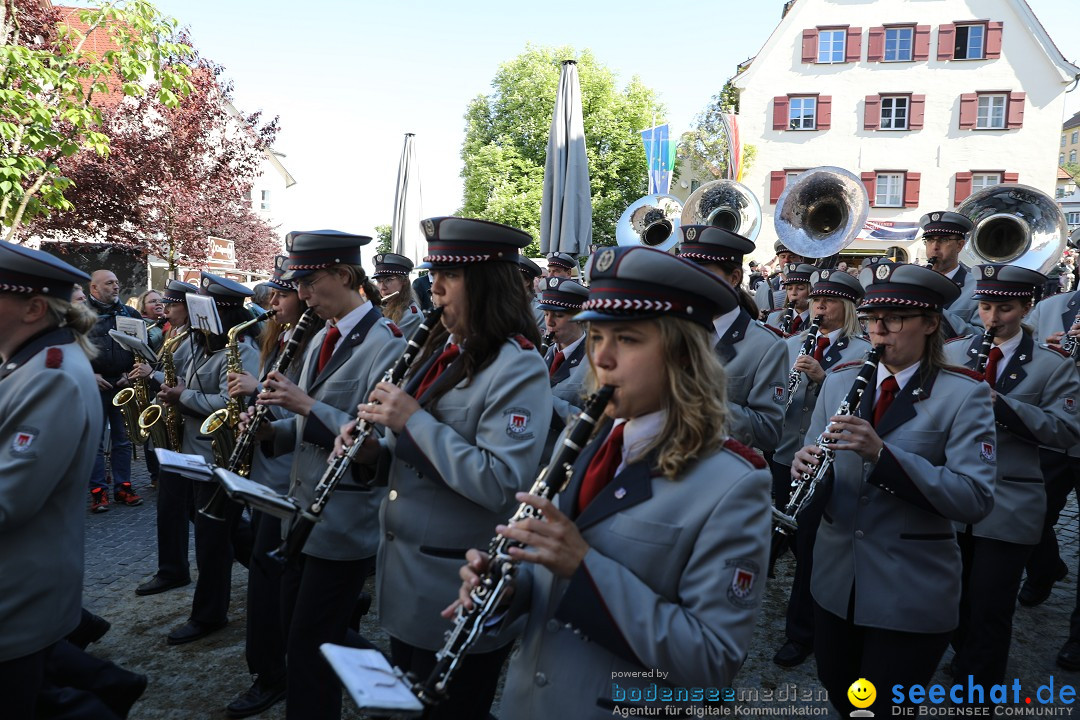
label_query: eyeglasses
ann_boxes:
[857,314,927,333]
[296,273,330,291]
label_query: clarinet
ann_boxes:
[777,300,797,335]
[413,384,615,705]
[772,344,883,536]
[1059,309,1080,358]
[200,309,320,521]
[785,314,823,410]
[268,306,443,565]
[540,331,555,356]
[974,325,998,376]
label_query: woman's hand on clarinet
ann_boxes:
[444,549,494,617]
[791,444,823,479]
[792,355,826,384]
[257,371,315,416]
[357,382,420,433]
[227,370,259,398]
[497,493,590,579]
[331,418,380,464]
[237,409,273,443]
[821,415,884,461]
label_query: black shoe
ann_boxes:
[772,639,813,668]
[98,669,148,718]
[135,575,190,596]
[166,619,228,646]
[1019,562,1069,607]
[1058,640,1080,671]
[226,677,287,718]
[349,591,373,631]
[67,609,111,649]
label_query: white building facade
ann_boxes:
[732,0,1079,262]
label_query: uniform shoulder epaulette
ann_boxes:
[722,438,767,469]
[512,334,534,350]
[386,322,403,338]
[1042,343,1070,358]
[945,334,974,345]
[760,323,785,338]
[944,365,983,381]
[831,360,863,372]
[410,305,418,314]
[45,347,63,369]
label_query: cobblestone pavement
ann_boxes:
[84,457,1080,719]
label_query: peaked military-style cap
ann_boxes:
[518,256,543,279]
[577,246,739,328]
[162,279,198,304]
[858,261,961,311]
[546,252,577,271]
[538,277,588,312]
[971,264,1046,300]
[0,240,90,299]
[266,255,296,292]
[920,211,973,237]
[809,267,865,302]
[782,263,816,286]
[678,225,755,265]
[281,230,372,280]
[199,271,253,306]
[372,253,415,278]
[418,216,531,269]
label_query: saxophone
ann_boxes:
[200,310,275,467]
[138,330,188,451]
[785,315,824,410]
[112,356,153,459]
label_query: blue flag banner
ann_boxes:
[640,124,675,196]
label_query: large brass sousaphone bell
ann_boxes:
[957,184,1067,274]
[615,195,683,252]
[680,179,763,242]
[774,167,869,259]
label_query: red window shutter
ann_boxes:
[861,172,877,207]
[954,172,973,205]
[846,27,862,63]
[914,25,931,61]
[867,27,885,61]
[959,93,978,129]
[909,95,926,130]
[1007,92,1025,128]
[773,96,790,131]
[904,172,922,208]
[986,21,1004,59]
[938,24,955,60]
[802,29,819,63]
[864,95,881,130]
[1003,172,1019,184]
[770,171,786,204]
[817,96,832,130]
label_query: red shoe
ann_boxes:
[90,488,110,513]
[115,483,144,507]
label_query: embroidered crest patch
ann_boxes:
[595,248,616,273]
[771,383,786,405]
[10,426,38,454]
[725,558,760,608]
[978,435,996,465]
[685,227,698,241]
[503,407,533,440]
[1065,397,1077,415]
[875,264,890,280]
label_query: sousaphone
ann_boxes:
[615,195,683,252]
[679,179,763,242]
[774,167,869,260]
[957,184,1068,274]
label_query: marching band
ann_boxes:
[6,170,1080,719]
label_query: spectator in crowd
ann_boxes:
[251,282,273,312]
[136,290,166,354]
[71,285,87,304]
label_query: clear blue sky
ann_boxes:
[77,0,1080,240]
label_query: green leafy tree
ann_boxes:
[375,223,391,254]
[678,80,757,182]
[1,0,194,239]
[461,44,665,253]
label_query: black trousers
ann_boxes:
[245,510,286,683]
[814,601,950,716]
[952,530,1032,689]
[0,643,50,718]
[37,640,144,719]
[155,473,194,583]
[281,554,375,720]
[1025,449,1079,586]
[784,474,825,648]
[190,482,249,625]
[390,637,513,720]
[769,457,794,511]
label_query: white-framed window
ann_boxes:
[785,171,803,188]
[1064,136,1069,148]
[260,189,270,211]
[1062,154,1067,166]
[976,94,1007,129]
[972,173,1002,193]
[1067,212,1080,226]
[1058,188,1067,199]
[884,27,913,61]
[880,96,909,130]
[954,24,985,59]
[788,97,817,130]
[1073,131,1079,144]
[875,173,904,207]
[817,29,846,63]
[1072,150,1078,164]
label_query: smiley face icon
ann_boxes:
[847,678,876,713]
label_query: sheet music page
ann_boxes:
[320,644,423,716]
[154,449,214,481]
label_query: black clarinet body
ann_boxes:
[974,326,998,376]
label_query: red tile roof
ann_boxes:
[1060,167,1075,180]
[54,5,124,108]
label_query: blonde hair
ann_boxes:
[43,295,99,360]
[586,316,730,479]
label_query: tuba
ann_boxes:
[679,179,763,242]
[199,310,275,467]
[774,167,869,260]
[615,195,683,252]
[138,330,188,452]
[957,184,1068,274]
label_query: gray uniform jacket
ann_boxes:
[249,340,301,495]
[394,301,423,339]
[1027,289,1080,457]
[765,308,808,334]
[498,427,771,719]
[810,362,996,633]
[942,264,981,338]
[774,332,871,466]
[0,328,103,662]
[944,332,1080,544]
[543,340,589,460]
[270,313,405,561]
[754,275,784,315]
[376,337,552,651]
[715,310,787,450]
[177,338,259,460]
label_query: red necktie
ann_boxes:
[577,423,626,511]
[789,315,803,334]
[549,350,566,377]
[813,336,830,362]
[873,376,900,427]
[316,326,341,375]
[984,347,1004,389]
[413,344,461,399]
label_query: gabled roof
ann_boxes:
[1059,167,1076,181]
[1065,111,1080,132]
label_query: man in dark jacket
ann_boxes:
[87,270,144,512]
